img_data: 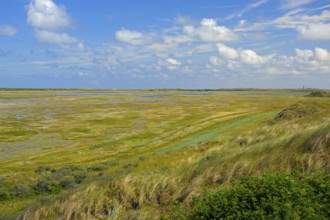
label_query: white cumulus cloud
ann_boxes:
[35,30,80,45]
[184,18,239,42]
[148,35,193,51]
[314,47,330,61]
[167,58,181,65]
[0,24,17,36]
[280,47,330,74]
[26,0,71,30]
[295,48,314,59]
[297,23,330,40]
[217,43,239,60]
[240,49,271,65]
[26,0,82,47]
[209,56,222,66]
[210,46,330,77]
[275,10,330,41]
[216,43,273,65]
[115,29,146,45]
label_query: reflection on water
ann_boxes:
[140,94,173,98]
[140,93,210,98]
[15,115,25,120]
[54,92,129,97]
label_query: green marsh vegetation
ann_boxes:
[0,89,329,219]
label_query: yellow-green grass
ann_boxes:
[0,89,329,218]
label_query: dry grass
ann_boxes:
[20,115,330,219]
[1,89,329,219]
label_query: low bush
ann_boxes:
[10,183,30,197]
[72,170,87,183]
[0,189,10,200]
[306,91,330,97]
[188,172,330,219]
[35,165,54,174]
[35,176,60,193]
[0,164,88,201]
[35,164,87,194]
[59,176,76,189]
[87,164,107,172]
[52,165,86,183]
[0,176,6,184]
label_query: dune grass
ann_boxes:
[0,89,329,219]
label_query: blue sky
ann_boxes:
[0,0,330,89]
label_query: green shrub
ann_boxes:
[0,176,6,184]
[170,201,187,220]
[0,189,10,200]
[306,91,330,97]
[35,176,60,193]
[59,176,76,189]
[35,165,54,174]
[53,165,85,179]
[0,164,87,201]
[10,183,30,197]
[72,170,87,183]
[189,172,330,219]
[34,164,87,195]
[87,164,107,172]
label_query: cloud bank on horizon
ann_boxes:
[0,0,329,88]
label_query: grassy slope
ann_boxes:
[0,89,329,219]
